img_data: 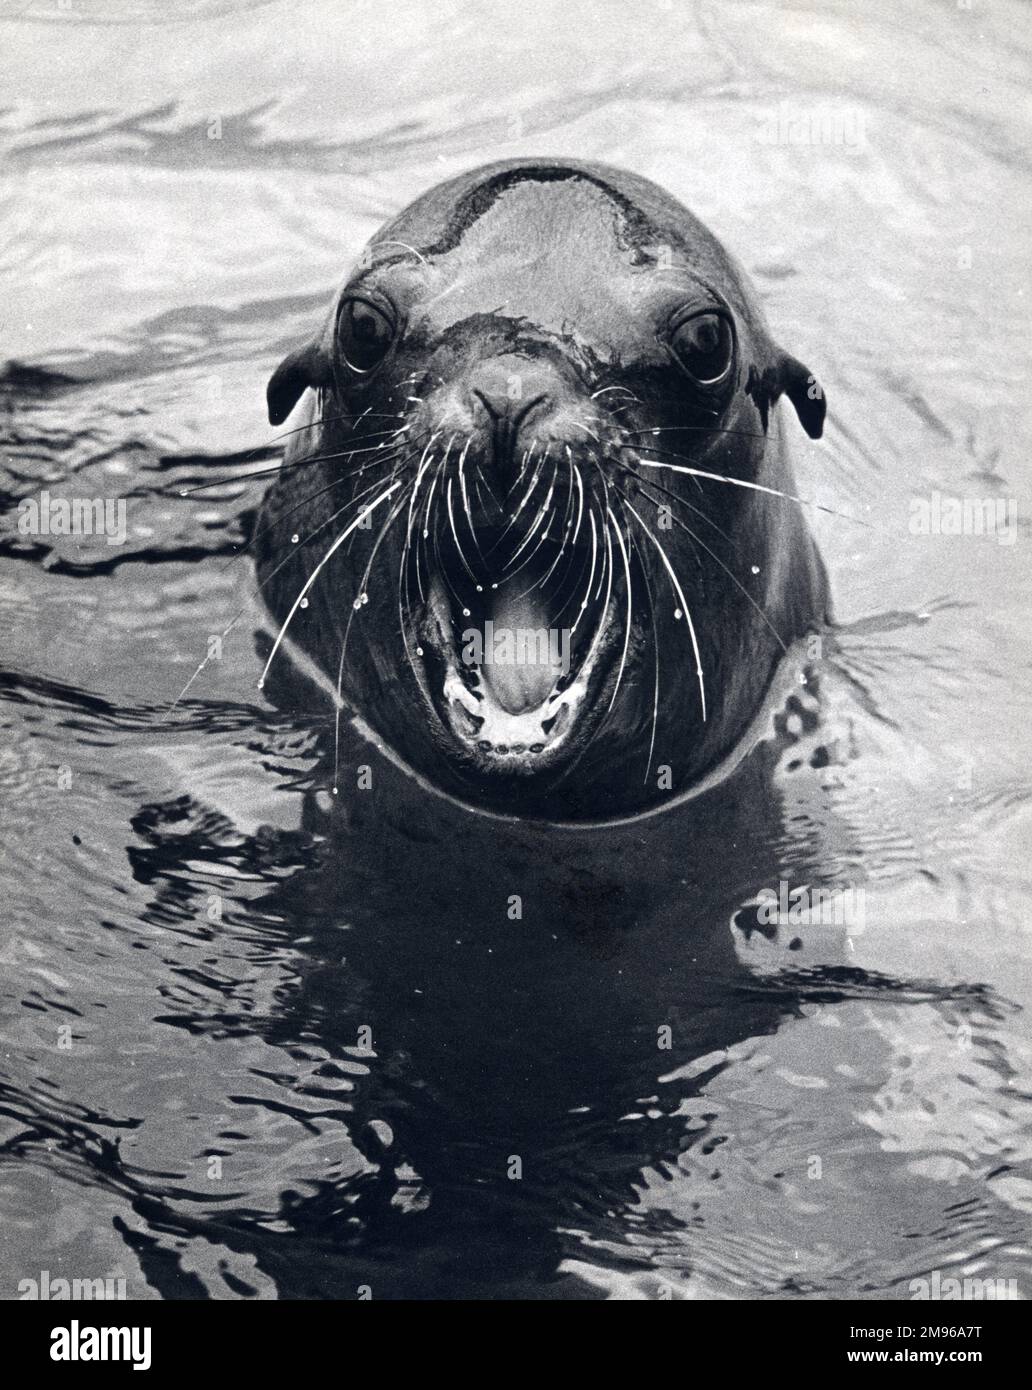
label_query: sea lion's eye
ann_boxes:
[669,311,734,386]
[338,297,395,373]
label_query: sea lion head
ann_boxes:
[257,159,829,822]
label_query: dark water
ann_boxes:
[1,0,1031,1300]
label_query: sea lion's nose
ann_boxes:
[469,361,550,492]
[472,386,545,429]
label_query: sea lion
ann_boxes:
[254,158,829,822]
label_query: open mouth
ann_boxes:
[407,508,631,776]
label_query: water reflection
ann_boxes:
[99,683,980,1298]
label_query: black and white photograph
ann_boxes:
[0,0,1029,1346]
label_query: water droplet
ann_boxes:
[415,646,423,656]
[491,583,498,590]
[291,533,299,544]
[332,785,339,795]
[476,584,483,592]
[751,565,760,575]
[423,529,429,539]
[652,428,661,436]
[674,608,683,619]
[300,597,309,609]
[462,607,470,617]
[257,679,264,690]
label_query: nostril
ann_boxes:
[472,387,503,422]
[471,389,550,495]
[513,392,547,430]
[472,389,548,430]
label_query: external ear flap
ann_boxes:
[267,343,330,426]
[779,351,826,440]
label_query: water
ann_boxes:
[1,0,1030,1300]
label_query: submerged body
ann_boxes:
[255,159,829,820]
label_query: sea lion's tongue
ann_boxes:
[481,585,562,714]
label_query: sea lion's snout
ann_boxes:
[415,345,592,499]
[404,365,628,782]
[467,357,551,494]
[385,332,632,783]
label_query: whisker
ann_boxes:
[506,461,566,594]
[421,455,443,538]
[428,452,469,615]
[626,476,788,653]
[332,487,413,792]
[375,239,429,266]
[447,475,480,587]
[591,385,641,403]
[496,441,547,544]
[175,426,417,497]
[604,508,634,721]
[508,443,534,499]
[257,481,404,690]
[593,505,611,603]
[633,526,661,784]
[629,449,868,526]
[503,446,557,573]
[542,454,587,598]
[583,505,615,668]
[339,408,412,423]
[584,455,617,604]
[284,428,414,471]
[259,406,405,454]
[432,504,467,614]
[529,448,578,594]
[624,497,707,723]
[397,443,442,680]
[404,434,442,604]
[615,464,733,546]
[625,423,766,442]
[168,472,405,711]
[419,453,448,611]
[569,462,586,551]
[570,508,600,638]
[457,437,485,564]
[217,464,406,578]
